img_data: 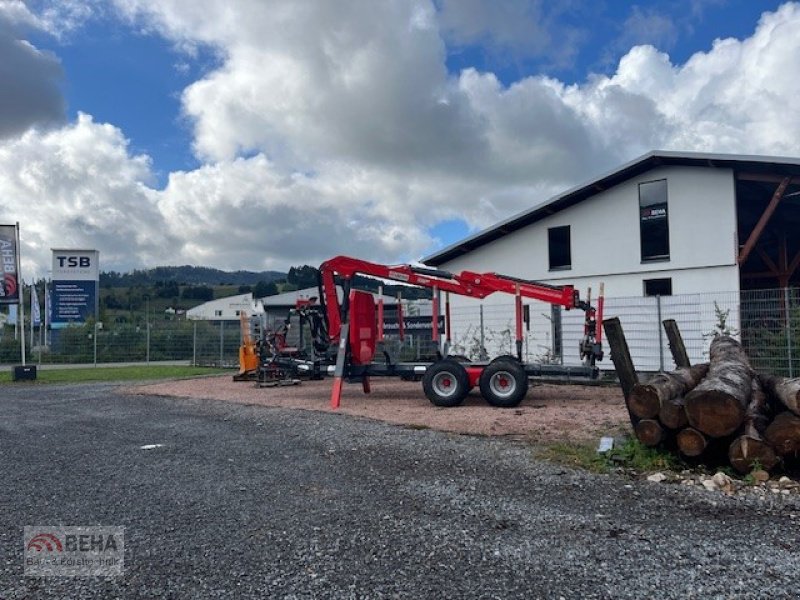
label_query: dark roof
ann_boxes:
[422,150,800,266]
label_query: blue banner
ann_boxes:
[51,281,96,329]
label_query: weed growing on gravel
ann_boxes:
[604,438,682,472]
[539,437,683,474]
[536,442,610,473]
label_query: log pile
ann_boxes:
[619,329,800,474]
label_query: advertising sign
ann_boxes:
[51,249,99,329]
[384,315,445,334]
[0,224,19,304]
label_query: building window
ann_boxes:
[644,278,672,296]
[235,310,241,316]
[548,225,571,270]
[214,310,223,317]
[639,179,670,261]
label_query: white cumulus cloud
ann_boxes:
[2,1,800,276]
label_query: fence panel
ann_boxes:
[1,286,800,375]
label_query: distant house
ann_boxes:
[186,293,263,321]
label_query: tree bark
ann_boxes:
[634,419,664,447]
[662,319,691,369]
[728,379,779,473]
[764,411,800,456]
[684,336,753,438]
[760,375,800,416]
[677,427,707,457]
[628,364,709,420]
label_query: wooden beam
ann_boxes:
[736,172,800,184]
[738,177,791,266]
[757,247,779,275]
[788,248,800,281]
[742,271,791,279]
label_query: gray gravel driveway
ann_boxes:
[1,383,799,598]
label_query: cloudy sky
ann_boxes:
[1,0,798,277]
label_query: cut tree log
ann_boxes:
[677,427,707,457]
[634,419,664,447]
[759,375,800,416]
[728,378,779,474]
[662,319,691,369]
[764,411,800,456]
[659,396,688,429]
[628,364,709,420]
[684,336,753,438]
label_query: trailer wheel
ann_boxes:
[423,360,470,407]
[488,354,520,365]
[479,359,528,408]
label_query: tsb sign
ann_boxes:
[55,256,92,269]
[51,249,99,281]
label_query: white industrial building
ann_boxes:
[423,151,800,372]
[186,293,263,321]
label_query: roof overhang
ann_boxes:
[422,150,800,266]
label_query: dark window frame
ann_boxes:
[548,225,572,271]
[643,277,673,297]
[639,179,670,262]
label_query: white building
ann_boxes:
[423,151,800,370]
[186,293,263,321]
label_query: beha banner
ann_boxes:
[0,224,20,304]
[51,249,99,329]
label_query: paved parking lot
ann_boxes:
[2,383,800,598]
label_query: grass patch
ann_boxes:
[537,437,683,474]
[0,366,229,384]
[537,441,611,474]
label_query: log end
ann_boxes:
[659,397,688,430]
[728,435,779,474]
[634,419,664,447]
[764,412,800,456]
[685,390,746,438]
[629,385,661,420]
[677,428,707,457]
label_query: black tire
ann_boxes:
[488,354,520,365]
[479,359,529,408]
[447,354,471,363]
[422,360,470,407]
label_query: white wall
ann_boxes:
[437,165,743,369]
[439,165,740,298]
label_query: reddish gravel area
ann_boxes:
[129,375,629,443]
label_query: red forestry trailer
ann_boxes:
[318,255,604,409]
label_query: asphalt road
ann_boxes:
[2,384,800,599]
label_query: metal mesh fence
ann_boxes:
[445,288,800,376]
[1,287,799,375]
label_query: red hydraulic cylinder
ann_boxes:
[596,283,605,345]
[515,283,523,360]
[377,285,384,342]
[432,286,439,343]
[397,293,404,341]
[445,292,451,344]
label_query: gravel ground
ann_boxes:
[2,383,800,598]
[132,375,629,442]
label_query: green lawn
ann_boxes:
[0,365,229,384]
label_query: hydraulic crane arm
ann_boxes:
[318,255,594,346]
